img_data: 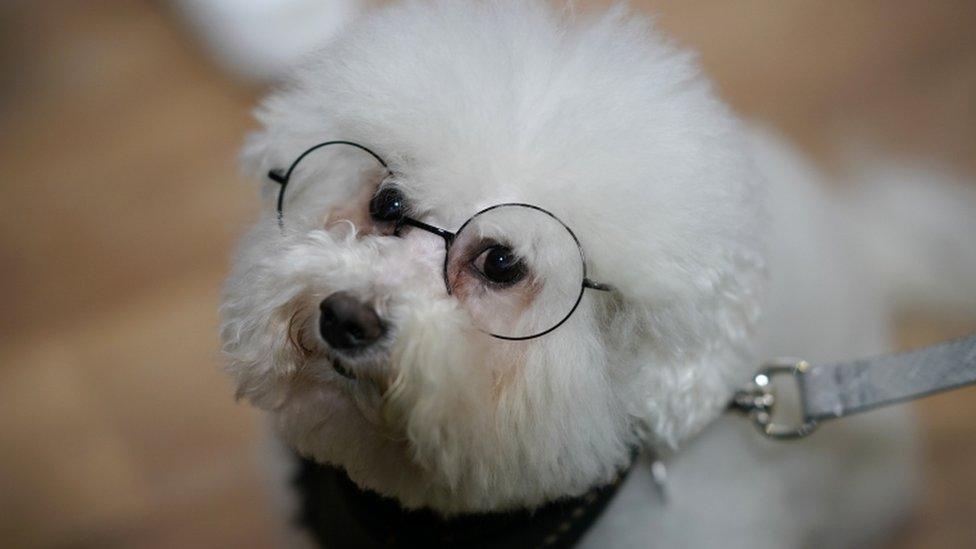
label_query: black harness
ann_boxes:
[293,455,632,548]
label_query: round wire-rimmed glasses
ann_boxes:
[268,140,613,340]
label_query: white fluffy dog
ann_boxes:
[220,1,976,547]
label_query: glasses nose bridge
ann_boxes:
[395,216,456,248]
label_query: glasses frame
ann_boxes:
[268,140,613,341]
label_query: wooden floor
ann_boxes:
[0,1,974,547]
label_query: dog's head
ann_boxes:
[221,1,765,513]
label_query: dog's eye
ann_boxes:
[472,245,527,286]
[369,187,407,223]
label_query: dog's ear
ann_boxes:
[600,221,767,450]
[630,345,757,449]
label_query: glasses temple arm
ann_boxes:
[267,169,289,229]
[268,169,288,185]
[583,278,614,292]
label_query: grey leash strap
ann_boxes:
[732,333,976,440]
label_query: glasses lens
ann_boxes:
[277,141,387,222]
[446,204,586,340]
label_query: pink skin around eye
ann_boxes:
[447,247,542,326]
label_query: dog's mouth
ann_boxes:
[326,346,394,389]
[325,347,399,431]
[331,356,356,380]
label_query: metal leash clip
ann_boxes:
[731,358,819,440]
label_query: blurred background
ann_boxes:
[1,1,974,547]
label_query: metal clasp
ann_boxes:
[731,358,819,440]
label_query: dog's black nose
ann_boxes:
[319,292,384,349]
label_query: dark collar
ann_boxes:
[292,455,633,548]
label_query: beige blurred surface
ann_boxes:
[0,1,974,547]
